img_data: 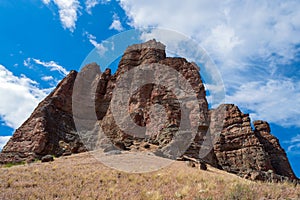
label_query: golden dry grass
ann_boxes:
[0,152,299,200]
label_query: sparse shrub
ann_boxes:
[142,190,163,200]
[226,183,256,200]
[3,161,25,168]
[6,179,13,188]
[0,154,299,200]
[194,197,213,200]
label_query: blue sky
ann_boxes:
[0,0,299,177]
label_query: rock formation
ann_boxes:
[210,104,297,181]
[0,40,297,182]
[0,71,86,163]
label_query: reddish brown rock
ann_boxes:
[0,70,86,163]
[253,120,296,179]
[0,40,297,182]
[210,104,297,181]
[99,39,211,160]
[210,105,271,174]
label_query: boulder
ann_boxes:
[41,155,54,163]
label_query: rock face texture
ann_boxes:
[0,40,297,181]
[0,71,86,163]
[98,40,212,162]
[210,104,297,181]
[253,120,296,179]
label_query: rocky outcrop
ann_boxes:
[0,40,297,182]
[0,70,86,163]
[97,39,212,161]
[253,120,296,179]
[210,104,297,181]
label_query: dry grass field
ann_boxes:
[0,152,299,200]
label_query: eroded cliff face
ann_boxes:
[0,71,86,163]
[253,120,296,179]
[210,104,296,181]
[0,40,297,181]
[98,40,211,161]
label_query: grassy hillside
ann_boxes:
[0,152,299,200]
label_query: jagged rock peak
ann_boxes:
[254,120,271,132]
[117,39,167,71]
[124,39,166,53]
[80,62,101,74]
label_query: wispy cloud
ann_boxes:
[85,0,112,14]
[27,58,69,76]
[42,0,81,32]
[0,136,11,150]
[0,64,49,129]
[285,134,300,155]
[23,58,30,67]
[85,0,103,14]
[109,13,124,31]
[42,0,51,5]
[84,32,108,55]
[41,76,54,81]
[226,79,300,127]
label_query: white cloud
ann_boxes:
[285,134,300,155]
[85,32,108,55]
[30,58,69,76]
[119,0,300,127]
[119,0,300,69]
[288,144,300,155]
[109,13,124,31]
[42,0,81,32]
[85,0,99,14]
[23,58,30,67]
[41,76,54,81]
[42,0,51,5]
[0,65,49,129]
[85,0,111,14]
[226,79,300,127]
[291,135,300,144]
[0,136,11,150]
